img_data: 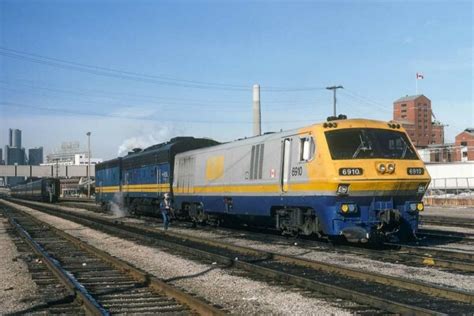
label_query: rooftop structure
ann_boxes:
[393,94,444,148]
[44,142,102,166]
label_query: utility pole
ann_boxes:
[86,132,91,199]
[326,85,344,116]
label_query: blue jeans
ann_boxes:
[161,210,170,230]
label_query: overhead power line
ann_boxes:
[0,86,324,112]
[341,89,391,113]
[0,46,326,92]
[0,101,323,124]
[0,79,329,109]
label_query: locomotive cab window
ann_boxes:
[325,128,418,160]
[299,137,315,162]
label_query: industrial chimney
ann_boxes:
[253,84,261,136]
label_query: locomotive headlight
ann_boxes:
[409,202,424,212]
[336,184,349,196]
[387,163,395,173]
[341,204,349,213]
[377,163,386,173]
[340,203,357,214]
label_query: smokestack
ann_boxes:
[253,84,261,136]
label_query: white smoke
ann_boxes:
[117,125,176,157]
[110,192,128,217]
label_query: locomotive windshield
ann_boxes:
[325,128,418,160]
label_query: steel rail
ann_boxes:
[58,201,101,212]
[60,197,96,203]
[114,218,474,304]
[3,210,109,316]
[388,249,474,272]
[418,230,474,244]
[35,209,446,315]
[2,200,458,315]
[385,242,474,262]
[46,221,224,316]
[151,228,474,299]
[421,216,474,229]
[136,214,474,273]
[63,211,474,303]
[42,198,474,273]
[4,206,225,316]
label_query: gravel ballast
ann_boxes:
[0,215,43,314]
[5,199,474,295]
[0,200,350,315]
[168,225,474,292]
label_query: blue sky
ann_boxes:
[0,0,472,159]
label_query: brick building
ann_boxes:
[393,94,444,147]
[454,128,474,162]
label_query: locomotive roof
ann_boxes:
[122,137,218,160]
[174,118,403,156]
[97,137,219,170]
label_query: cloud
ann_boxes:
[110,106,159,119]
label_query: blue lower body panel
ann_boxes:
[174,194,421,239]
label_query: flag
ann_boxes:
[416,72,424,80]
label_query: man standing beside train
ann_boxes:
[160,193,173,230]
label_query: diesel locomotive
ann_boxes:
[96,117,431,242]
[95,137,219,214]
[10,178,61,203]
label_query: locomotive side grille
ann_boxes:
[250,144,265,180]
[258,144,265,179]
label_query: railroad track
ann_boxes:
[3,220,86,315]
[59,201,101,212]
[132,213,474,274]
[9,197,474,273]
[60,201,474,273]
[135,214,474,274]
[419,228,474,240]
[417,228,474,247]
[3,199,474,315]
[60,197,96,204]
[421,215,474,229]
[1,205,223,315]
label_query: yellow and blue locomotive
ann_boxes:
[173,117,430,242]
[96,117,430,242]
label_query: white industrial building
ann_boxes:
[42,141,102,166]
[425,162,474,194]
